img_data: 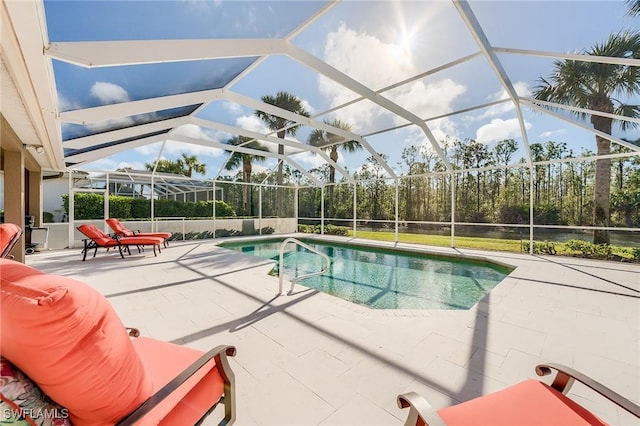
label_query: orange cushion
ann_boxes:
[0,259,153,426]
[438,379,607,426]
[119,236,164,245]
[137,232,172,240]
[131,337,225,425]
[0,223,21,254]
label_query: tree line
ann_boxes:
[297,138,640,229]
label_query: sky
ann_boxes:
[44,0,640,182]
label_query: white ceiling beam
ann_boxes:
[521,100,640,152]
[2,0,65,169]
[493,47,640,67]
[190,117,354,183]
[284,42,449,176]
[59,89,223,124]
[46,39,287,68]
[454,0,533,165]
[223,90,366,144]
[169,134,322,186]
[523,98,640,125]
[64,134,166,165]
[63,117,188,149]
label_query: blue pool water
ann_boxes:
[220,239,513,310]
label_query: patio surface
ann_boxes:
[26,234,640,425]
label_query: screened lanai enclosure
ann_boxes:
[4,0,639,256]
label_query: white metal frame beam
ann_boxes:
[169,133,323,186]
[59,89,224,124]
[521,100,640,152]
[64,133,167,165]
[454,0,533,165]
[62,116,189,149]
[46,39,286,67]
[190,116,354,183]
[493,47,640,67]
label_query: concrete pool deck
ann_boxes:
[26,234,640,425]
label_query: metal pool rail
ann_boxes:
[278,238,331,295]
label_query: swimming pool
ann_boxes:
[219,238,513,310]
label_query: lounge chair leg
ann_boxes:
[118,245,125,259]
[93,247,98,258]
[152,245,157,256]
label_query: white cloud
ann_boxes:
[91,82,129,104]
[222,101,243,114]
[318,24,464,133]
[387,78,466,126]
[236,115,268,133]
[301,99,315,115]
[290,150,325,170]
[476,118,530,144]
[540,129,567,139]
[470,81,531,122]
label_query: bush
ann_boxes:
[63,194,235,219]
[43,211,54,223]
[521,240,556,255]
[109,196,131,219]
[324,224,349,236]
[62,193,104,219]
[129,198,150,218]
[298,224,313,233]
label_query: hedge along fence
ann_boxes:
[62,193,236,220]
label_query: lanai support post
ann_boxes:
[451,171,456,248]
[321,185,325,235]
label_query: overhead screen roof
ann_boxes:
[38,0,640,182]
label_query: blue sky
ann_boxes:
[44,0,639,180]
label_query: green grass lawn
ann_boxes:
[347,230,638,262]
[349,230,525,252]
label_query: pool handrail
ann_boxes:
[278,237,331,295]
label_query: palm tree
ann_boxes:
[308,119,361,217]
[224,136,268,216]
[254,92,310,215]
[181,153,206,177]
[627,0,640,16]
[533,30,640,244]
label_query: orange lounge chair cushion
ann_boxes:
[131,337,225,425]
[118,236,164,246]
[437,379,607,426]
[106,218,171,240]
[0,223,21,255]
[0,259,153,426]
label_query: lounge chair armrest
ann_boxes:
[397,392,447,426]
[116,345,237,426]
[536,363,640,417]
[126,327,140,337]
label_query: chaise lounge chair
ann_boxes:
[77,223,165,261]
[0,223,22,258]
[0,258,236,425]
[398,363,640,425]
[107,217,172,248]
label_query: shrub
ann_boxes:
[298,224,313,233]
[63,194,235,219]
[324,224,349,236]
[62,193,104,219]
[521,240,556,255]
[43,211,54,223]
[109,196,131,219]
[260,227,274,235]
